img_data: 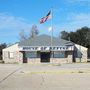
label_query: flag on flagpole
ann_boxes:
[40,11,52,24]
[48,26,53,32]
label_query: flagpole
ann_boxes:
[51,7,53,63]
[51,8,53,46]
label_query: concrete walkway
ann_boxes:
[0,63,90,90]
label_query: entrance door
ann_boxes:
[23,51,27,63]
[40,52,50,63]
[73,51,76,62]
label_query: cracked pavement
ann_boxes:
[0,63,90,90]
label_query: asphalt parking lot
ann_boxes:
[0,63,90,90]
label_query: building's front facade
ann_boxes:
[3,35,88,64]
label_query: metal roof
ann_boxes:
[19,34,73,46]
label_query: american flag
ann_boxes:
[40,11,52,24]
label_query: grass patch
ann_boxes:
[22,70,90,75]
[5,62,19,64]
[78,71,84,73]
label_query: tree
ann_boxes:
[19,25,39,41]
[30,25,39,38]
[60,31,69,40]
[0,43,7,60]
[19,30,27,41]
[75,27,90,47]
[60,26,90,48]
[86,29,90,47]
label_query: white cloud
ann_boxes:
[67,13,90,27]
[0,13,32,31]
[0,13,34,43]
[70,13,90,20]
[0,12,89,42]
[37,13,90,37]
[66,0,90,3]
[54,13,90,34]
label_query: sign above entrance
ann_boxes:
[19,46,74,51]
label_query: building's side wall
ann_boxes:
[75,44,87,62]
[3,44,20,63]
[50,51,73,63]
[27,58,40,64]
[26,51,73,64]
[88,48,90,58]
[27,58,71,64]
[87,48,90,61]
[50,58,68,64]
[65,51,73,63]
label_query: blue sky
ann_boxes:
[0,0,90,43]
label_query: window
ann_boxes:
[9,52,14,59]
[25,52,38,58]
[53,51,65,58]
[76,50,82,58]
